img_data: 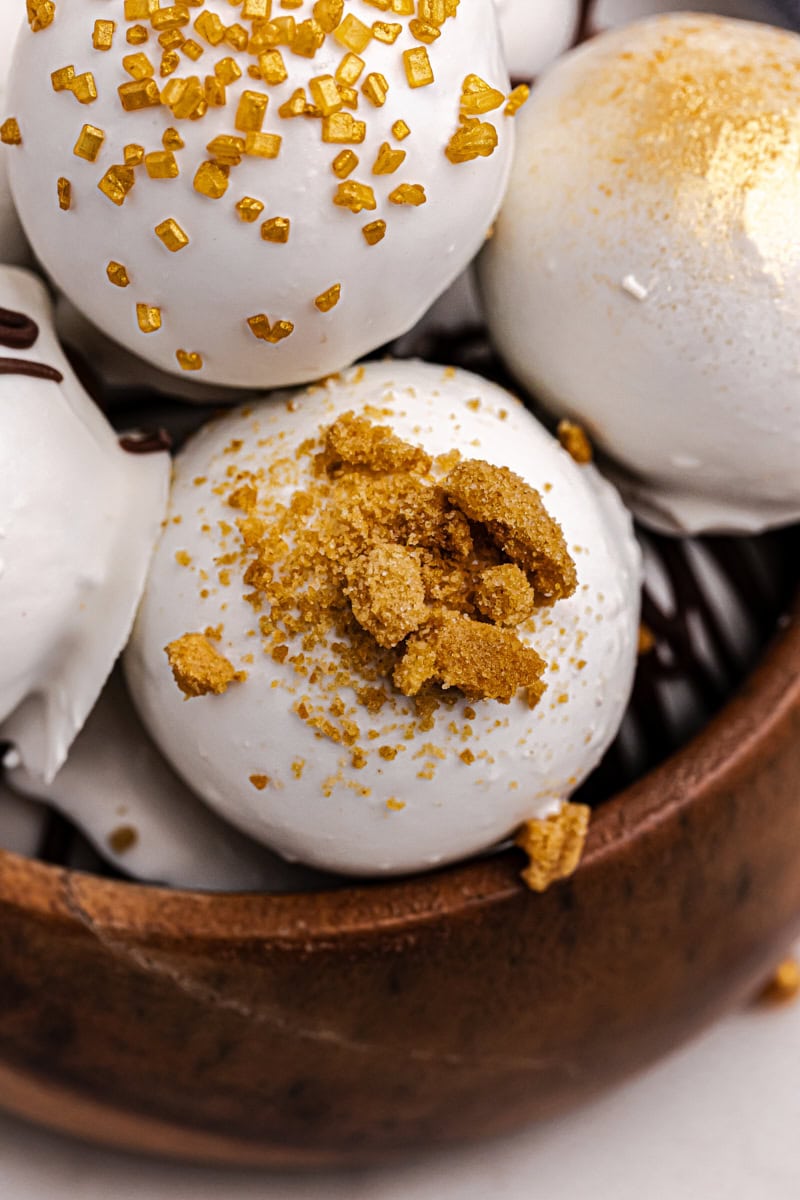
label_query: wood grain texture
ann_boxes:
[0,597,798,1166]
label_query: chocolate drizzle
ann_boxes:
[119,428,173,455]
[0,357,63,383]
[0,304,63,381]
[0,306,39,350]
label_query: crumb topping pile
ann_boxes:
[166,411,577,751]
[5,1,529,373]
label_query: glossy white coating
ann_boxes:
[9,0,514,388]
[126,360,641,877]
[494,0,581,79]
[479,14,800,534]
[0,266,169,783]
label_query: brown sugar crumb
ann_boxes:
[346,543,428,648]
[443,459,577,604]
[249,774,270,791]
[557,419,593,465]
[395,613,547,703]
[474,564,536,626]
[758,959,800,1006]
[165,632,239,698]
[323,411,432,474]
[108,825,138,855]
[515,803,591,893]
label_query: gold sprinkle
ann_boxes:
[235,89,269,132]
[245,131,282,158]
[27,1,56,32]
[388,182,425,205]
[362,72,389,107]
[162,127,184,150]
[145,149,179,179]
[362,219,386,245]
[315,283,341,312]
[261,216,291,243]
[460,74,505,116]
[236,196,265,222]
[124,143,145,166]
[73,123,105,162]
[505,83,530,117]
[122,51,155,80]
[445,118,499,164]
[249,773,270,791]
[57,178,72,211]
[332,149,359,178]
[403,46,434,89]
[155,217,190,252]
[176,349,203,371]
[136,304,162,334]
[98,164,136,206]
[335,52,365,86]
[193,160,229,199]
[107,261,130,288]
[92,20,116,52]
[372,143,405,175]
[392,119,410,140]
[248,313,295,343]
[118,78,161,110]
[333,180,376,213]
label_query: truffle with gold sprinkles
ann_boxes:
[480,14,800,536]
[125,360,641,877]
[8,0,516,389]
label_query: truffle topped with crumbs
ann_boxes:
[126,360,641,877]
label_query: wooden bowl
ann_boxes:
[0,593,798,1167]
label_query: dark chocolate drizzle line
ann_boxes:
[119,428,173,454]
[0,305,39,350]
[0,357,63,383]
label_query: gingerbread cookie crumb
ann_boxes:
[346,543,428,648]
[165,632,239,698]
[758,958,800,1006]
[515,803,591,892]
[443,459,577,603]
[474,563,536,626]
[108,825,138,855]
[324,411,432,474]
[557,419,593,465]
[395,613,547,702]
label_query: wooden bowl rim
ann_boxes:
[2,592,798,945]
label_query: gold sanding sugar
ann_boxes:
[165,632,240,697]
[515,804,592,893]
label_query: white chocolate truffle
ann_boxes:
[589,0,794,37]
[0,7,29,266]
[479,15,800,535]
[0,266,169,783]
[9,1,515,389]
[5,672,326,892]
[494,0,581,80]
[125,361,641,878]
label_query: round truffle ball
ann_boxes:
[9,1,515,388]
[125,360,641,877]
[479,14,800,535]
[494,0,581,80]
[0,266,169,783]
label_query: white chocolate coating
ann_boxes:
[479,14,800,535]
[5,672,327,892]
[125,361,641,877]
[0,266,169,783]
[0,7,29,266]
[494,0,581,80]
[9,0,514,389]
